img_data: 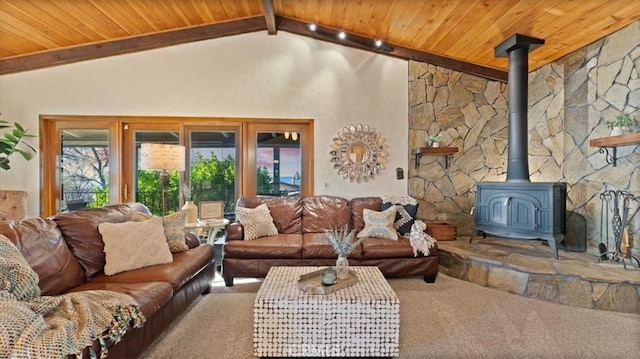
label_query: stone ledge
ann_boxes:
[438,238,640,314]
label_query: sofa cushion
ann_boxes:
[89,244,214,291]
[53,204,135,279]
[161,212,190,252]
[224,234,302,259]
[351,197,382,232]
[237,196,302,234]
[301,232,363,259]
[66,281,173,318]
[357,207,398,240]
[235,204,279,240]
[0,218,86,295]
[302,196,351,233]
[130,212,189,253]
[360,237,416,259]
[381,196,418,236]
[98,217,174,275]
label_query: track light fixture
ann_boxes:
[305,23,393,53]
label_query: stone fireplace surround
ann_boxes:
[408,21,639,257]
[408,22,639,314]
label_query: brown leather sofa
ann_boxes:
[0,203,215,358]
[222,195,438,286]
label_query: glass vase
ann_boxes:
[336,256,349,280]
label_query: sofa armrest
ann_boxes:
[185,232,201,248]
[226,222,244,241]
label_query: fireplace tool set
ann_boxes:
[599,189,639,269]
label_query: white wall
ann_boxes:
[0,31,409,217]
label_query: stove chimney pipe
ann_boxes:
[495,34,544,182]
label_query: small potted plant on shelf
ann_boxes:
[605,114,638,136]
[426,133,444,148]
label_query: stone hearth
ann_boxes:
[438,237,640,314]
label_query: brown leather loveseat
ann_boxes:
[0,203,215,358]
[222,195,438,286]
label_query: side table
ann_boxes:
[185,219,230,245]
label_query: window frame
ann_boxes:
[39,115,314,217]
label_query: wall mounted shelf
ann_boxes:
[589,133,640,167]
[412,146,458,169]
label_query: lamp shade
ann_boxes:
[140,143,185,171]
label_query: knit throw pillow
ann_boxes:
[235,203,279,240]
[98,216,173,275]
[357,206,398,240]
[130,211,189,253]
[381,196,418,236]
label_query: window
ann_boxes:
[40,116,313,217]
[61,129,110,211]
[185,125,239,215]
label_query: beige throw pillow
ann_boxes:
[130,211,189,253]
[162,212,190,253]
[235,203,279,240]
[98,216,173,275]
[357,206,398,240]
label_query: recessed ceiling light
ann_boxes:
[308,23,317,32]
[374,39,383,47]
[337,31,347,40]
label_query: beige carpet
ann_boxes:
[141,274,639,358]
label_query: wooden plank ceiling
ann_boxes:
[1,0,639,80]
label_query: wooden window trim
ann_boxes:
[39,115,314,216]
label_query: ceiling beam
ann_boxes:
[261,0,277,35]
[0,17,267,75]
[0,15,506,82]
[277,17,507,82]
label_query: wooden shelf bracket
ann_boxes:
[412,147,458,169]
[598,147,618,167]
[589,133,640,168]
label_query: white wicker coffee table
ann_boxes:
[253,266,399,357]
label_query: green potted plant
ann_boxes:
[426,133,444,148]
[0,119,36,171]
[605,114,638,136]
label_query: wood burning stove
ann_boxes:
[473,182,566,259]
[471,34,567,259]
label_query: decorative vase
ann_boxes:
[335,256,349,280]
[182,201,198,224]
[431,142,440,148]
[610,126,624,136]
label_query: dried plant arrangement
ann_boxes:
[324,225,363,257]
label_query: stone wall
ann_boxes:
[564,22,639,255]
[408,63,508,237]
[408,21,639,255]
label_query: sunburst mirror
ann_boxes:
[329,124,388,183]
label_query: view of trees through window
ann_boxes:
[138,154,274,216]
[61,145,110,210]
[47,119,312,218]
[62,148,278,216]
[186,152,272,215]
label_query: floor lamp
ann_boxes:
[140,143,185,215]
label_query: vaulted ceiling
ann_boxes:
[1,0,639,81]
